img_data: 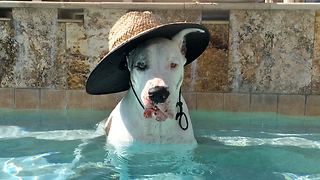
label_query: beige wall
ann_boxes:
[0,3,320,116]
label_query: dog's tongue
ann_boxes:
[143,108,167,122]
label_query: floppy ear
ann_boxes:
[172,28,205,56]
[125,54,132,72]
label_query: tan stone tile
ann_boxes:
[0,88,14,109]
[278,95,305,116]
[203,23,229,51]
[92,94,118,110]
[182,92,196,110]
[67,59,90,90]
[12,8,60,88]
[41,90,66,109]
[312,10,320,94]
[153,10,201,24]
[66,22,89,56]
[181,63,192,91]
[197,92,223,111]
[251,94,277,113]
[0,21,17,88]
[228,10,314,94]
[54,22,67,89]
[313,58,320,94]
[195,48,228,92]
[195,23,229,92]
[117,91,127,102]
[84,9,126,65]
[224,93,250,112]
[306,95,320,116]
[66,90,91,109]
[15,89,40,109]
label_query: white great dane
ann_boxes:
[102,29,204,144]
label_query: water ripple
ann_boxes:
[0,125,102,141]
[275,172,320,180]
[203,135,320,149]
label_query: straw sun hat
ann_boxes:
[86,11,210,95]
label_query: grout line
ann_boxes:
[311,11,317,96]
[65,89,69,109]
[276,94,279,114]
[2,88,320,115]
[195,91,198,110]
[249,93,252,112]
[38,88,41,109]
[63,89,67,110]
[90,94,93,111]
[304,94,308,116]
[222,93,225,111]
[14,88,16,110]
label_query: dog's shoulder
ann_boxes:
[105,116,113,136]
[95,115,113,136]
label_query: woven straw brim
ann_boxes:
[86,23,210,95]
[108,11,162,51]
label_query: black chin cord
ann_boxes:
[126,54,145,110]
[129,78,145,110]
[175,89,189,131]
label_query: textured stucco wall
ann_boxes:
[2,8,319,94]
[0,6,320,115]
[229,10,315,94]
[0,8,204,90]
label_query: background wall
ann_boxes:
[0,3,320,116]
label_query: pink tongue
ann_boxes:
[143,108,152,118]
[143,108,167,122]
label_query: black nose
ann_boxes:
[148,86,170,104]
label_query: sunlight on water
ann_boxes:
[275,172,320,180]
[0,126,102,141]
[1,152,75,180]
[204,135,320,149]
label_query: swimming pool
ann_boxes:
[0,109,319,180]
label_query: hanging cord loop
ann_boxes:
[175,89,189,131]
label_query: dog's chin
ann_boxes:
[143,103,175,122]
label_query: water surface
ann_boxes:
[0,109,319,180]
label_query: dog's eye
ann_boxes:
[135,62,147,71]
[170,63,177,69]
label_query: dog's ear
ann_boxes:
[172,28,205,56]
[125,54,132,72]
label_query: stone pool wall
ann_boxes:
[0,2,320,116]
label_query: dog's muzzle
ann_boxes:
[148,86,170,104]
[140,85,174,122]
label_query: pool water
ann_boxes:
[0,109,320,180]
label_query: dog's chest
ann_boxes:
[127,119,185,143]
[106,87,195,144]
[108,112,194,144]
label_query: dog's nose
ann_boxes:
[148,86,170,104]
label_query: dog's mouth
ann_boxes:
[143,103,175,122]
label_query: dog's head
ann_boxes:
[127,29,204,122]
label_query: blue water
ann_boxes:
[0,109,320,180]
